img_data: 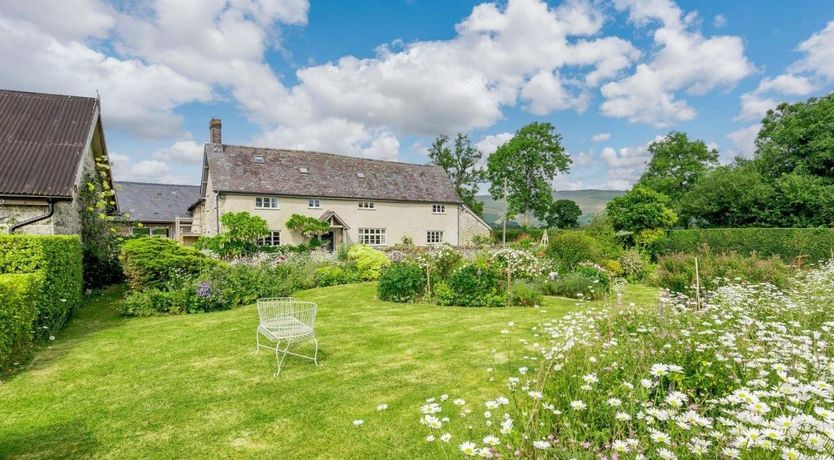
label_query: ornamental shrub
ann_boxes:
[546,231,604,271]
[507,281,543,307]
[314,264,360,287]
[490,248,555,280]
[659,228,834,264]
[0,273,43,371]
[120,237,220,290]
[574,263,611,294]
[436,263,504,307]
[618,248,650,282]
[415,244,463,284]
[377,262,426,302]
[0,235,83,335]
[656,251,791,295]
[347,244,391,280]
[542,272,606,300]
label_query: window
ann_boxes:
[358,228,386,245]
[253,155,265,163]
[255,196,279,209]
[308,198,320,209]
[427,230,444,244]
[299,167,309,174]
[432,204,446,214]
[257,231,281,246]
[358,201,375,209]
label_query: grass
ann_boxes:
[0,282,657,459]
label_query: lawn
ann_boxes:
[0,282,657,459]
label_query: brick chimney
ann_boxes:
[209,118,222,144]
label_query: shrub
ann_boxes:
[416,244,462,283]
[490,248,555,280]
[507,281,543,307]
[655,251,792,295]
[194,212,269,258]
[120,238,219,290]
[575,263,611,293]
[347,245,391,280]
[436,263,504,307]
[0,273,42,371]
[546,231,604,271]
[618,248,650,281]
[542,272,606,300]
[659,228,834,264]
[377,262,426,302]
[0,235,83,335]
[314,264,360,287]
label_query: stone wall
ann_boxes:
[459,205,492,244]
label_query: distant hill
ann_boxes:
[478,189,626,227]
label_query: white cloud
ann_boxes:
[553,178,586,191]
[736,74,816,121]
[110,153,193,184]
[1,0,115,40]
[596,135,666,189]
[591,132,611,142]
[713,14,727,28]
[520,71,589,115]
[601,0,754,126]
[792,21,834,80]
[475,132,514,156]
[152,141,204,165]
[254,119,399,160]
[571,150,595,166]
[727,123,760,159]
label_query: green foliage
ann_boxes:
[486,122,571,225]
[618,248,650,282]
[574,264,610,293]
[0,235,83,335]
[546,231,604,271]
[194,212,269,258]
[0,273,42,371]
[507,281,543,307]
[605,185,677,233]
[655,251,791,295]
[544,199,581,229]
[416,244,463,283]
[638,131,719,206]
[314,264,360,287]
[659,228,834,264]
[120,238,219,290]
[377,262,426,303]
[80,171,122,288]
[428,133,485,216]
[542,272,606,300]
[347,245,391,281]
[285,213,330,237]
[436,263,504,307]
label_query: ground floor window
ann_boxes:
[358,228,386,245]
[257,231,281,246]
[427,230,444,244]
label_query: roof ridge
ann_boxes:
[115,180,200,187]
[210,143,439,168]
[0,88,97,101]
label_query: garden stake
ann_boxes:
[694,256,702,310]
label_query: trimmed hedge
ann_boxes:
[0,235,83,335]
[120,237,221,290]
[0,273,43,371]
[659,228,834,263]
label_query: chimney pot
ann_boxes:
[209,118,222,144]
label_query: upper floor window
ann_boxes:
[358,228,386,245]
[255,196,279,209]
[308,198,320,209]
[432,204,446,214]
[358,201,375,210]
[257,231,281,246]
[427,230,444,244]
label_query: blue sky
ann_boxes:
[1,0,833,191]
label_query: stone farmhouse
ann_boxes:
[189,119,491,249]
[0,89,113,234]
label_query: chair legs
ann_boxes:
[255,329,319,377]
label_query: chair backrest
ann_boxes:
[257,297,318,329]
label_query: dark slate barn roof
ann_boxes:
[204,144,461,203]
[0,89,99,197]
[115,182,201,223]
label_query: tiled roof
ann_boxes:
[0,89,99,197]
[204,144,461,203]
[115,181,201,223]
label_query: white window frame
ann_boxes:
[255,196,279,209]
[427,230,444,244]
[257,231,281,246]
[432,204,446,214]
[358,228,386,246]
[358,201,375,210]
[308,198,321,209]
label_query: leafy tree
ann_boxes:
[681,163,776,227]
[755,94,834,179]
[428,133,485,216]
[285,214,330,237]
[605,185,677,234]
[195,212,268,258]
[485,122,571,226]
[544,199,581,228]
[638,131,719,206]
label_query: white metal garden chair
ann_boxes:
[255,297,319,376]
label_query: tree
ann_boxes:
[755,94,834,179]
[485,122,571,226]
[195,212,268,258]
[605,185,677,234]
[681,163,776,228]
[544,199,581,228]
[428,133,485,216]
[285,214,330,237]
[638,131,719,205]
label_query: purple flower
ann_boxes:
[196,281,212,298]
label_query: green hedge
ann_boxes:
[0,235,83,335]
[0,273,43,371]
[659,228,834,263]
[119,237,221,290]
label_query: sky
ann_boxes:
[1,0,833,192]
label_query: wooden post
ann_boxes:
[506,258,512,295]
[694,256,702,310]
[426,263,432,295]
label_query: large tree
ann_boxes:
[605,185,678,234]
[427,133,484,216]
[485,122,571,226]
[638,131,719,205]
[544,199,581,229]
